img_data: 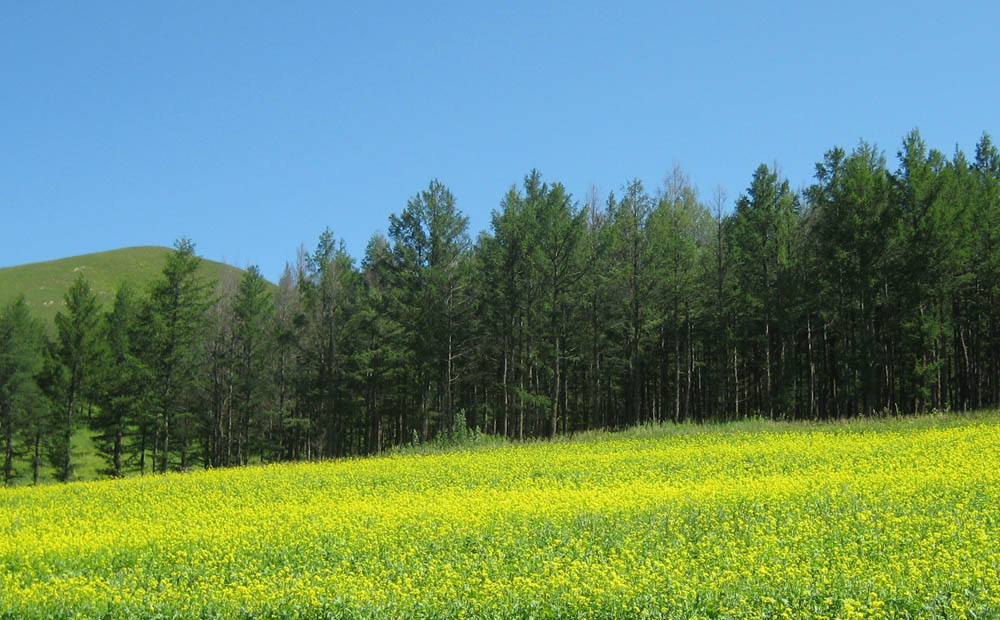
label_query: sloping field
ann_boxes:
[2,415,999,619]
[0,246,252,326]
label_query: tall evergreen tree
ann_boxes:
[356,234,408,452]
[649,166,707,423]
[92,282,140,477]
[478,186,534,438]
[731,164,799,417]
[607,180,655,426]
[0,296,45,486]
[50,274,101,481]
[521,171,586,437]
[808,143,894,416]
[389,180,471,438]
[140,238,215,473]
[231,265,275,463]
[971,134,1000,403]
[294,229,363,458]
[272,263,303,460]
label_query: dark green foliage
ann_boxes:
[5,129,1000,483]
[292,229,364,459]
[731,164,800,418]
[49,274,102,481]
[476,171,587,439]
[231,265,276,462]
[648,167,710,424]
[91,283,140,477]
[808,144,895,416]
[0,296,46,485]
[388,180,471,440]
[138,238,216,473]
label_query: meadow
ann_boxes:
[2,413,999,619]
[0,245,254,328]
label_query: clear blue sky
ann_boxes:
[2,1,997,282]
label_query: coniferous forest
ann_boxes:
[2,129,1000,482]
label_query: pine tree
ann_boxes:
[294,229,363,458]
[92,283,140,477]
[388,180,471,439]
[522,172,586,438]
[50,274,101,481]
[607,180,655,426]
[140,238,215,473]
[648,166,707,423]
[730,164,799,417]
[231,265,275,463]
[972,134,1000,403]
[0,296,45,486]
[479,185,534,438]
[808,144,894,416]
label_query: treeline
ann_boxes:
[2,128,1000,482]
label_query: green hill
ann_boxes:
[0,247,271,486]
[0,246,258,325]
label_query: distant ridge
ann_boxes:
[0,246,262,325]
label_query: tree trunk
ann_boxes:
[674,308,681,423]
[139,427,147,475]
[686,315,693,422]
[733,348,740,419]
[551,334,560,439]
[113,424,123,478]
[33,430,41,485]
[3,414,13,487]
[502,350,509,438]
[63,389,75,481]
[161,412,170,474]
[765,320,772,417]
[808,315,816,419]
[447,325,454,431]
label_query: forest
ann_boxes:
[2,128,999,482]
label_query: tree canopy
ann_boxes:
[4,130,1000,483]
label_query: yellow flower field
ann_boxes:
[2,415,1000,619]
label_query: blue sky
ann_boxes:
[2,1,997,282]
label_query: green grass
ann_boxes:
[7,425,111,487]
[0,246,255,326]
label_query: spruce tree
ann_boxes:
[231,265,275,463]
[389,180,470,439]
[50,274,101,481]
[92,283,140,477]
[0,296,45,486]
[140,239,215,473]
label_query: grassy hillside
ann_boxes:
[2,412,999,619]
[0,246,254,325]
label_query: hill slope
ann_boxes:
[0,246,257,324]
[2,413,999,618]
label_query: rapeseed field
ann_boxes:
[2,414,999,619]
